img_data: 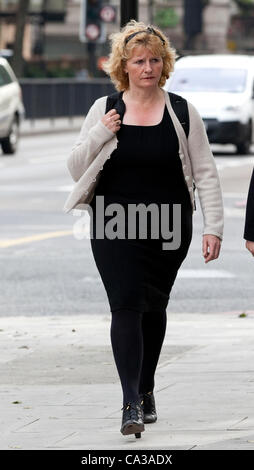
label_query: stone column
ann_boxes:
[203,0,232,52]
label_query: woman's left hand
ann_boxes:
[202,234,221,263]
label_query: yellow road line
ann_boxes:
[0,230,73,248]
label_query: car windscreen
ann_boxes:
[0,64,13,86]
[169,68,247,93]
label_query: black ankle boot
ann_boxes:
[140,391,157,423]
[120,400,145,438]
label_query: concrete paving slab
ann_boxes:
[1,312,254,449]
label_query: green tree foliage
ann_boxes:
[154,7,180,28]
[234,0,254,9]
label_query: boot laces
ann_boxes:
[121,401,141,420]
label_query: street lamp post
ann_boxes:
[120,0,138,28]
[11,0,30,77]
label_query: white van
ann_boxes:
[164,54,254,154]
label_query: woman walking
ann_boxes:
[63,20,224,439]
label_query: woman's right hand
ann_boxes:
[246,240,254,257]
[101,109,121,134]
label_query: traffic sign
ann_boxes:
[100,5,116,23]
[86,23,100,40]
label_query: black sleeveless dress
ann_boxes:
[89,102,193,313]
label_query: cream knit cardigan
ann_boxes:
[63,89,224,240]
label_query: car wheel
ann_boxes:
[236,121,252,155]
[1,117,19,155]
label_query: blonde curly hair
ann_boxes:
[102,20,177,91]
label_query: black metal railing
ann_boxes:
[19,78,116,120]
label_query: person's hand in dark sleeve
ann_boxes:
[244,167,254,256]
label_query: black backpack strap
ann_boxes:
[168,92,189,138]
[105,91,120,113]
[105,91,126,122]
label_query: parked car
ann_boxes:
[0,57,25,154]
[164,54,254,154]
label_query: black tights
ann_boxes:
[110,308,167,406]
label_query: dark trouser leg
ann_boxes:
[139,308,167,394]
[110,308,144,406]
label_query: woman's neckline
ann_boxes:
[120,90,166,127]
[121,105,166,128]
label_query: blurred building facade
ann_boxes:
[26,0,237,57]
[0,0,252,77]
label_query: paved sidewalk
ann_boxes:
[20,117,84,137]
[1,311,254,450]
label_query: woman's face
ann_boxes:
[123,46,163,90]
